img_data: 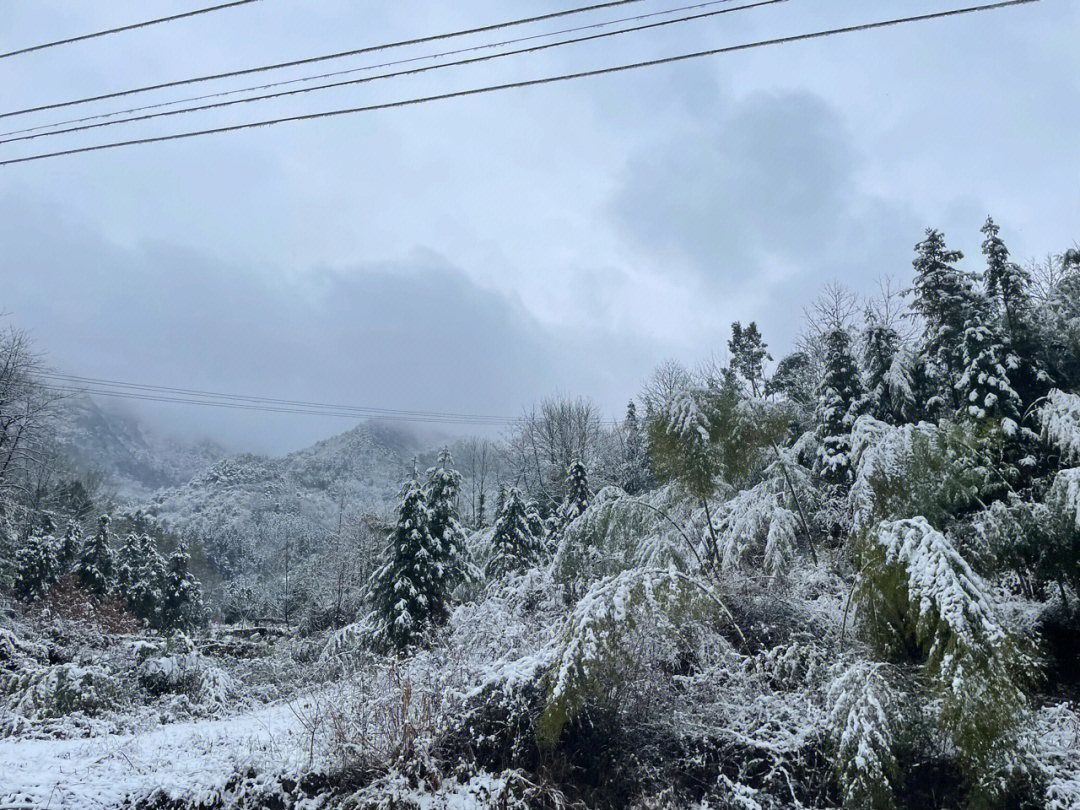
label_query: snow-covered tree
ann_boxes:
[158,543,205,633]
[728,321,772,396]
[367,481,444,651]
[817,328,863,484]
[486,487,544,578]
[856,517,1033,798]
[56,522,81,573]
[861,317,913,424]
[77,515,114,596]
[908,229,977,410]
[423,448,472,597]
[955,307,1021,427]
[13,533,59,601]
[561,460,590,523]
[766,351,816,408]
[981,216,1031,331]
[129,534,166,625]
[619,401,648,495]
[827,663,897,810]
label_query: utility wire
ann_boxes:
[48,383,518,425]
[0,0,1039,167]
[0,0,263,60]
[0,0,785,145]
[0,0,650,120]
[39,372,517,423]
[0,0,752,140]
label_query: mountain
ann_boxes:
[138,421,423,552]
[55,396,228,498]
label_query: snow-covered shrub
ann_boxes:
[849,417,982,532]
[2,662,120,719]
[552,484,695,590]
[536,568,722,747]
[856,517,1034,797]
[138,634,203,697]
[1032,702,1080,810]
[826,662,897,810]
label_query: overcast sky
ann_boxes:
[1,0,1076,454]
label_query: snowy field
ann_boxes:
[0,696,317,808]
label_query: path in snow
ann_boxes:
[0,697,321,809]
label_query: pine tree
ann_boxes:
[487,487,544,577]
[817,328,863,484]
[158,543,205,633]
[620,401,648,495]
[729,321,772,396]
[562,460,590,522]
[367,481,444,651]
[423,448,470,610]
[78,515,114,596]
[909,229,976,410]
[981,216,1031,332]
[14,533,59,601]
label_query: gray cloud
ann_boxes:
[2,193,653,453]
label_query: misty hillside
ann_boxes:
[139,420,423,548]
[55,396,228,498]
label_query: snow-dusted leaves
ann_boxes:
[1040,389,1080,462]
[826,662,897,810]
[857,517,1033,795]
[536,568,718,746]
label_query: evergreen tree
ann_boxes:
[817,328,863,485]
[367,481,443,651]
[981,216,1031,332]
[14,533,59,601]
[128,534,166,624]
[909,229,976,410]
[525,499,548,549]
[423,448,471,602]
[56,522,82,573]
[487,488,544,577]
[114,532,141,605]
[158,543,205,633]
[861,317,912,424]
[620,401,648,495]
[78,515,114,596]
[956,302,1021,426]
[728,321,772,396]
[562,460,590,522]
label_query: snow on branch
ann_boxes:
[1040,389,1080,463]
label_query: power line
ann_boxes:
[0,0,786,145]
[0,0,753,141]
[39,372,518,424]
[0,0,650,120]
[49,383,518,425]
[0,0,263,60]
[0,0,1039,167]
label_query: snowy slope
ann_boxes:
[55,396,227,499]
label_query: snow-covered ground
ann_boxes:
[0,696,318,808]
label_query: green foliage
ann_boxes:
[856,517,1034,801]
[536,568,716,748]
[817,328,864,484]
[849,417,986,532]
[367,482,437,651]
[729,321,772,396]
